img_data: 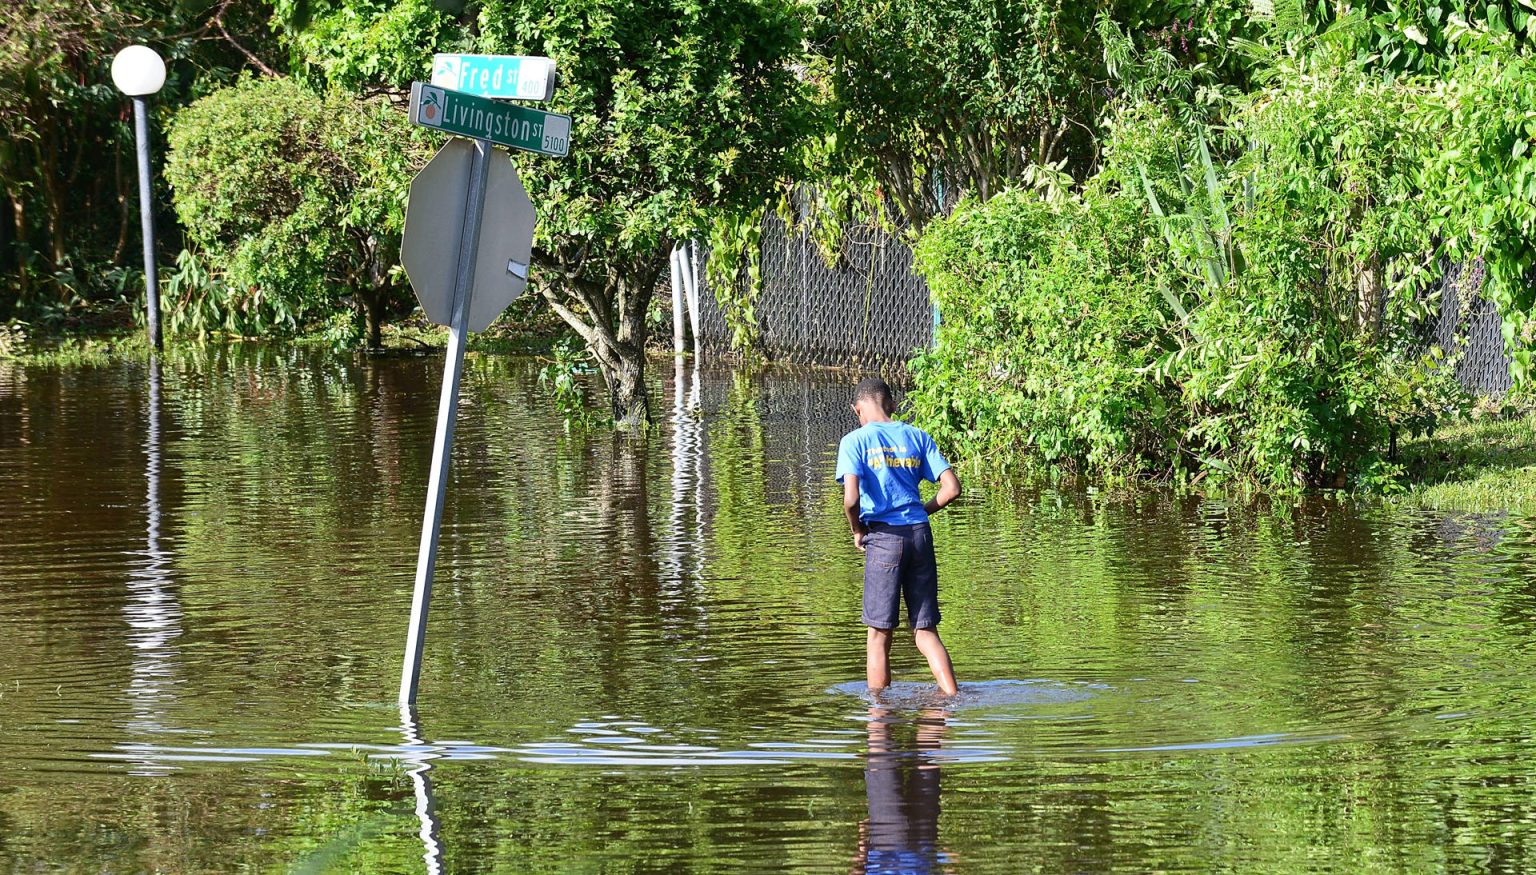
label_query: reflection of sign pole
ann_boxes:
[399,703,444,875]
[399,66,563,706]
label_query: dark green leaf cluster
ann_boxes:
[908,17,1509,490]
[810,0,1104,224]
[163,75,431,344]
[0,0,280,324]
[1418,23,1536,383]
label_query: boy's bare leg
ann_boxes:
[866,627,893,691]
[914,627,958,696]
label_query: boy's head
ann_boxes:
[851,377,896,423]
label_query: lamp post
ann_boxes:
[111,45,167,351]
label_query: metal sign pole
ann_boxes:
[400,138,492,706]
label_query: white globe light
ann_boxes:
[111,45,166,96]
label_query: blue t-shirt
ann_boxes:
[835,420,950,525]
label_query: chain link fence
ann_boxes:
[689,214,1519,397]
[693,213,932,369]
[1417,261,1514,397]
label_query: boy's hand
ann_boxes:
[843,474,867,552]
[924,468,962,516]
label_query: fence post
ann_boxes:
[670,244,687,356]
[682,240,702,362]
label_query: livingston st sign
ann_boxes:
[409,82,571,158]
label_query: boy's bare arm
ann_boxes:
[843,475,867,552]
[924,469,961,516]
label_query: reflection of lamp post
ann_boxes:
[111,45,166,350]
[118,356,184,775]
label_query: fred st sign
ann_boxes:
[431,54,556,102]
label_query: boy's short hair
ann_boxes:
[853,377,896,413]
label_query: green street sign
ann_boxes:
[409,82,571,158]
[431,54,556,102]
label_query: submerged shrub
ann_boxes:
[164,76,431,347]
[911,34,1469,491]
[909,186,1174,479]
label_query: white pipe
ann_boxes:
[681,240,702,362]
[670,245,686,356]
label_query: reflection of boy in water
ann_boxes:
[837,377,961,695]
[854,708,955,875]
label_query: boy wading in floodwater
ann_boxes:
[836,377,961,696]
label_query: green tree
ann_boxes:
[908,14,1465,490]
[280,0,814,424]
[806,0,1255,229]
[163,75,430,346]
[0,0,278,320]
[1419,21,1536,382]
[807,0,1099,227]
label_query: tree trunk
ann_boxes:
[364,294,383,348]
[36,138,65,270]
[602,351,648,426]
[354,283,386,349]
[1356,254,1382,341]
[361,236,388,348]
[112,143,131,264]
[0,195,13,275]
[535,249,663,429]
[12,195,28,300]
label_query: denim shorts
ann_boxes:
[862,521,940,629]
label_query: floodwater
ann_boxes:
[3,347,1536,873]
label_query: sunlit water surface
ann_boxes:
[2,348,1536,872]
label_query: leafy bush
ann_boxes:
[164,76,430,346]
[1420,22,1536,383]
[1145,31,1442,488]
[163,248,262,339]
[910,23,1472,491]
[909,185,1172,478]
[538,335,606,431]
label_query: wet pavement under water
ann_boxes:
[2,347,1536,872]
